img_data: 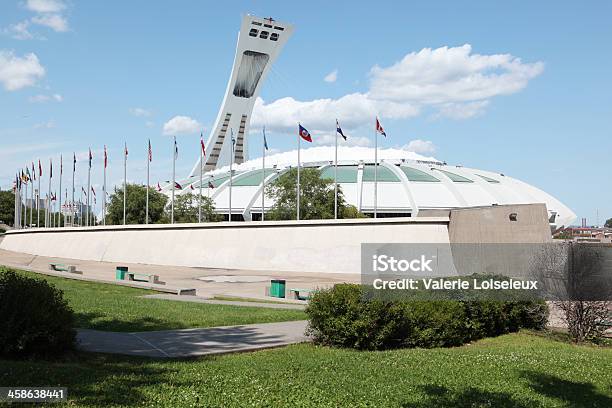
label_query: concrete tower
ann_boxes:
[189,15,294,176]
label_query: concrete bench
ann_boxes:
[49,263,79,274]
[289,288,314,301]
[127,272,161,284]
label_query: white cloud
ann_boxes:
[402,139,436,154]
[129,107,152,117]
[29,93,62,103]
[253,44,543,129]
[25,0,66,14]
[0,50,45,91]
[369,44,544,104]
[324,69,338,83]
[31,14,68,32]
[162,115,202,135]
[5,21,35,40]
[314,131,371,147]
[33,120,55,129]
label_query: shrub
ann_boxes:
[306,284,548,350]
[0,269,76,358]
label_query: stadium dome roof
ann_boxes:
[163,146,576,227]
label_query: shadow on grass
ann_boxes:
[0,352,197,406]
[401,385,531,408]
[75,311,187,332]
[521,371,612,408]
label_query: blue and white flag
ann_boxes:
[263,126,269,151]
[336,120,347,141]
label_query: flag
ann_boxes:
[174,181,182,190]
[50,159,53,178]
[32,162,36,181]
[231,129,235,152]
[26,167,31,182]
[263,126,269,150]
[200,132,206,157]
[39,159,42,177]
[91,187,96,204]
[125,142,129,158]
[60,155,63,175]
[375,117,386,137]
[82,186,87,195]
[298,124,313,142]
[190,184,194,191]
[104,146,108,168]
[336,120,347,141]
[73,153,76,172]
[148,139,152,162]
[174,138,178,159]
[208,181,215,189]
[156,182,162,192]
[88,148,92,168]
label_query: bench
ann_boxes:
[127,272,161,284]
[289,288,314,301]
[49,263,79,274]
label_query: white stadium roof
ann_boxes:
[163,146,576,227]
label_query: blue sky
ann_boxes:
[1,0,611,224]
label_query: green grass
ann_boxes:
[0,332,610,407]
[212,295,302,305]
[1,268,306,332]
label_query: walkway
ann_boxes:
[77,320,309,358]
[141,294,306,310]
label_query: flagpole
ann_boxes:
[171,136,176,224]
[86,153,91,227]
[72,154,75,227]
[13,175,17,229]
[146,141,150,225]
[123,144,127,225]
[374,125,378,219]
[37,164,41,228]
[47,159,52,228]
[198,137,203,223]
[262,127,266,222]
[58,155,62,227]
[79,188,83,227]
[228,129,234,223]
[24,178,28,228]
[334,121,338,220]
[30,173,33,227]
[103,147,107,226]
[297,125,301,221]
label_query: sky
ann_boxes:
[1,0,611,225]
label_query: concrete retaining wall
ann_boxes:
[0,218,450,274]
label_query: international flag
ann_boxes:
[81,186,87,195]
[60,155,63,175]
[375,117,386,137]
[174,138,178,159]
[174,181,182,190]
[88,148,93,168]
[336,120,347,141]
[26,167,31,182]
[230,129,235,152]
[51,192,56,201]
[125,143,129,158]
[148,139,152,162]
[39,159,42,177]
[91,186,97,204]
[32,162,36,181]
[73,153,76,172]
[156,182,162,192]
[104,146,108,168]
[298,124,312,142]
[208,181,215,189]
[200,133,206,157]
[263,126,269,150]
[50,159,53,178]
[189,184,195,191]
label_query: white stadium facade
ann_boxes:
[160,15,576,230]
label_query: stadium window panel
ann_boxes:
[476,174,500,183]
[400,166,440,182]
[319,166,359,183]
[362,165,401,182]
[435,169,474,183]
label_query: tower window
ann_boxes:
[260,31,269,39]
[274,26,284,31]
[249,28,258,37]
[270,32,279,41]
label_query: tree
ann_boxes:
[265,168,366,220]
[0,190,15,227]
[605,218,612,228]
[106,184,168,225]
[171,193,223,223]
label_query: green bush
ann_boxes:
[0,269,76,358]
[306,284,548,350]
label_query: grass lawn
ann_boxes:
[0,268,306,332]
[0,332,610,407]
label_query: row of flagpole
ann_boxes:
[12,116,387,228]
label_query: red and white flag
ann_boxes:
[375,117,387,137]
[156,182,162,192]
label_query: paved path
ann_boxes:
[77,320,309,358]
[141,294,306,310]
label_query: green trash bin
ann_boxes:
[270,279,286,298]
[115,266,129,280]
